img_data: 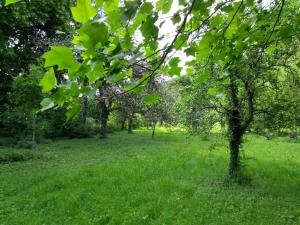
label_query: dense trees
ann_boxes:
[0,0,73,143]
[1,0,300,176]
[0,0,72,104]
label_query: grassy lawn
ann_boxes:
[0,129,300,225]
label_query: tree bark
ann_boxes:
[80,96,88,125]
[128,115,133,134]
[99,102,109,138]
[227,75,254,175]
[98,89,111,139]
[32,113,36,147]
[227,77,244,175]
[80,77,89,125]
[151,121,157,139]
[121,117,126,130]
[228,112,244,175]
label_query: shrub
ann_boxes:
[0,149,38,163]
[15,136,35,149]
[62,122,91,138]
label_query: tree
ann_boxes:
[96,84,113,138]
[186,0,300,174]
[0,0,73,137]
[251,49,300,137]
[10,0,298,176]
[4,65,44,146]
[143,77,177,139]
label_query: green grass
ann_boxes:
[0,129,300,225]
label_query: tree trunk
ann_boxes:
[80,77,89,125]
[228,114,244,175]
[80,96,88,125]
[151,122,156,139]
[227,76,255,175]
[227,76,244,175]
[121,117,126,130]
[99,103,109,139]
[128,116,133,134]
[98,89,111,139]
[32,114,36,147]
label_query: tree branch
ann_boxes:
[120,0,198,94]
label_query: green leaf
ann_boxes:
[54,88,65,106]
[266,45,276,54]
[144,94,160,105]
[140,2,153,14]
[140,14,159,43]
[210,14,223,28]
[168,57,182,76]
[69,82,80,97]
[71,0,97,23]
[221,4,234,13]
[168,67,182,76]
[174,33,188,50]
[123,1,140,20]
[169,57,180,67]
[185,43,198,56]
[40,98,55,111]
[124,83,135,92]
[224,20,238,40]
[278,26,293,39]
[104,0,122,32]
[193,0,211,17]
[195,72,209,84]
[138,73,150,85]
[178,0,186,5]
[185,68,194,75]
[123,81,145,94]
[42,46,80,73]
[87,62,105,83]
[66,104,81,121]
[5,0,22,6]
[129,2,153,34]
[132,86,144,95]
[39,68,57,92]
[207,87,218,96]
[74,22,109,52]
[245,0,254,6]
[196,32,214,60]
[156,0,173,14]
[109,72,127,83]
[122,31,132,49]
[171,13,181,24]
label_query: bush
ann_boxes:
[0,149,38,163]
[15,136,35,149]
[0,137,14,146]
[0,108,29,138]
[62,117,104,138]
[107,122,121,133]
[64,122,92,138]
[288,132,297,140]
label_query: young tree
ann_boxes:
[186,0,300,174]
[8,65,44,146]
[143,77,177,139]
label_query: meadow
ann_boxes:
[1,129,300,225]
